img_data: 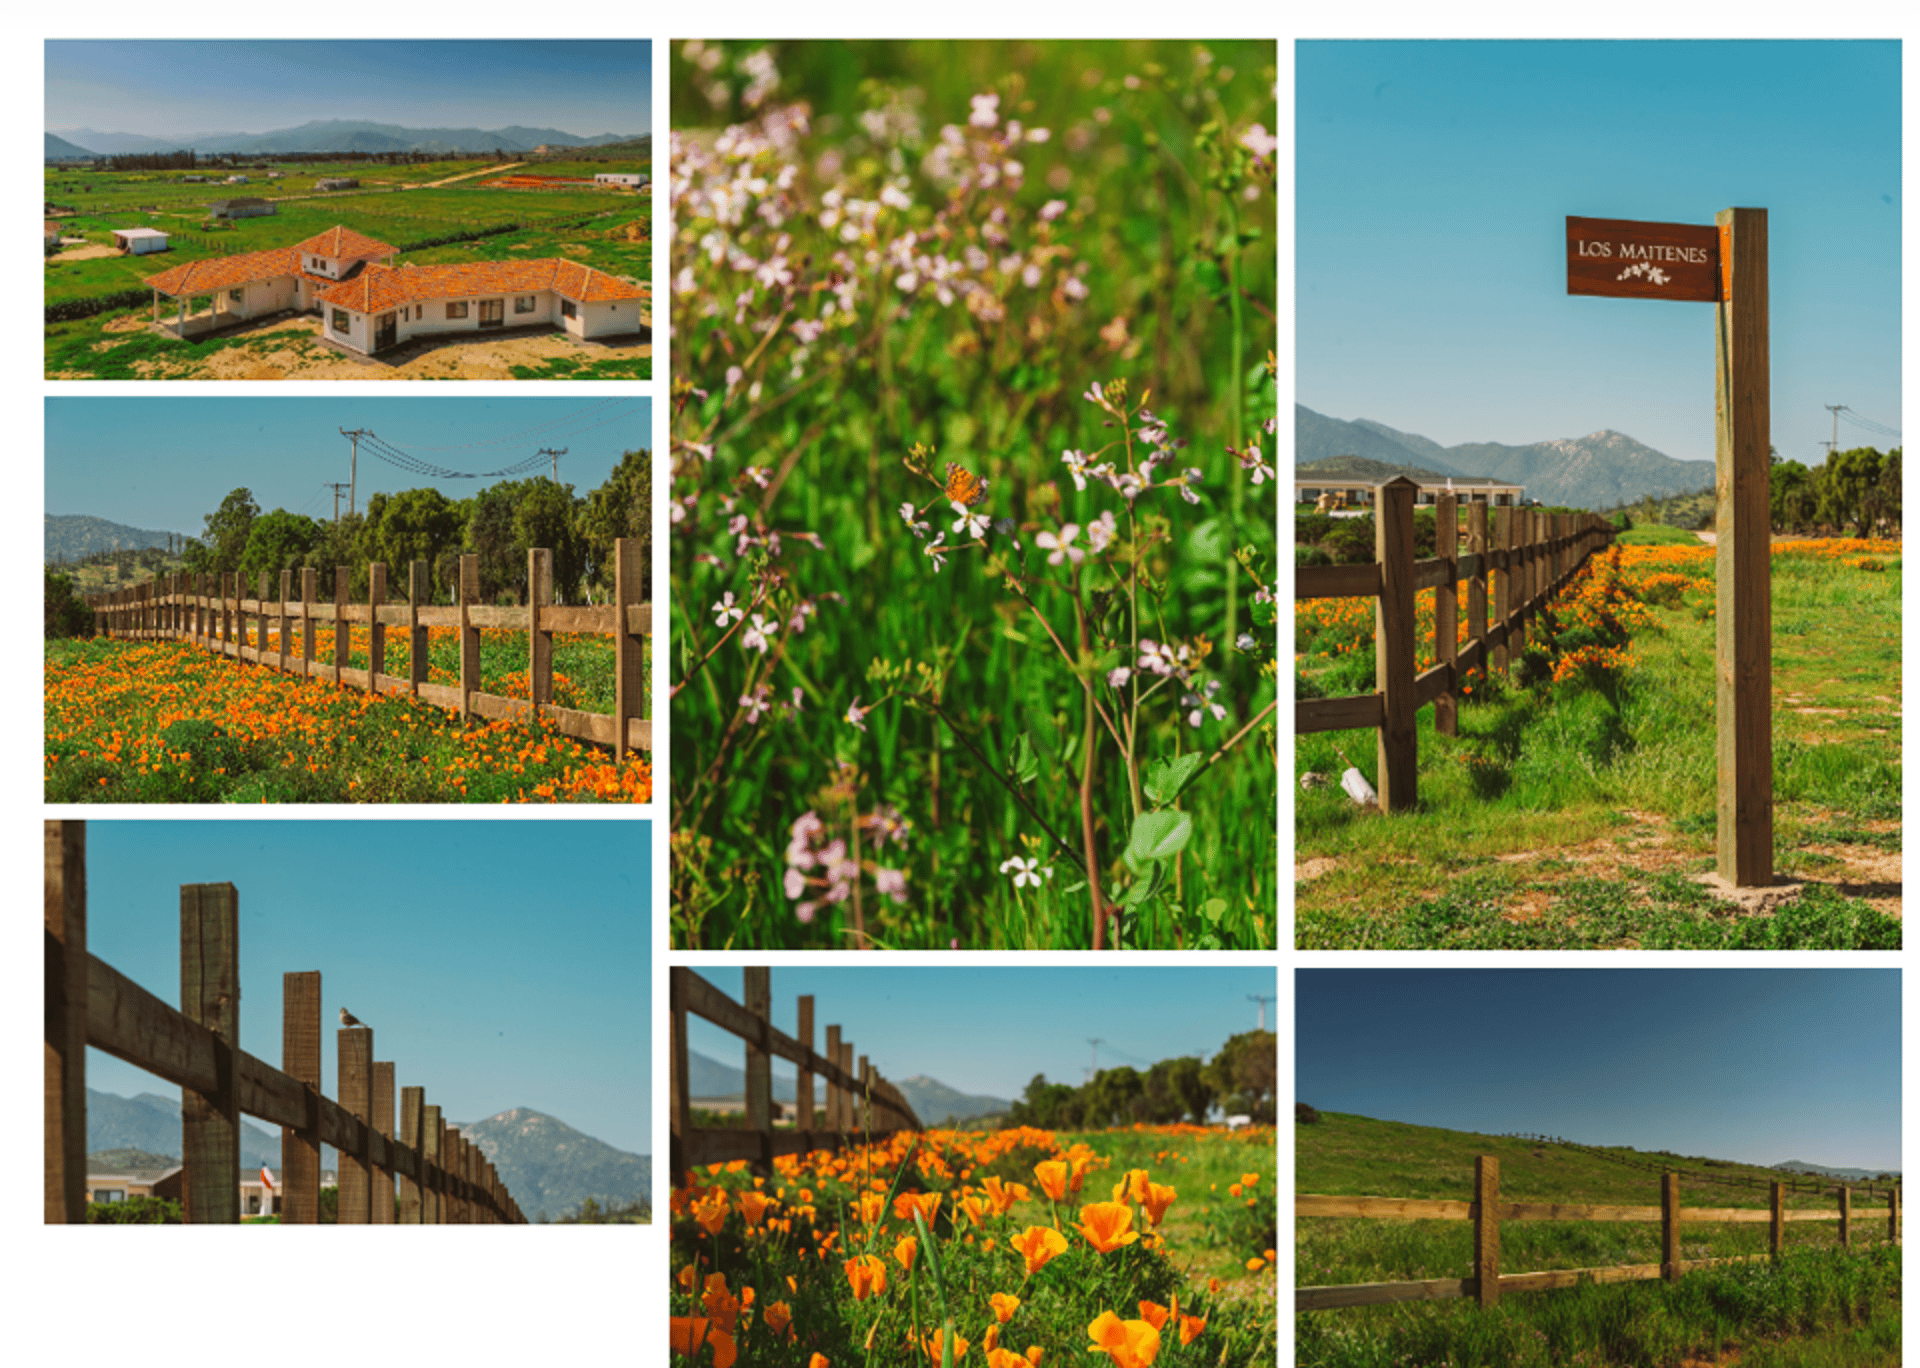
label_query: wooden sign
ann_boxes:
[1566,217,1720,302]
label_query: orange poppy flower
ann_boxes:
[922,1329,970,1362]
[1111,1169,1151,1205]
[894,1191,942,1225]
[1075,1201,1139,1253]
[983,1175,1029,1214]
[1087,1311,1160,1368]
[1141,1182,1176,1227]
[894,1234,919,1270]
[763,1301,795,1342]
[1033,1160,1069,1202]
[1010,1224,1068,1274]
[844,1253,888,1300]
[736,1191,772,1227]
[989,1292,1021,1323]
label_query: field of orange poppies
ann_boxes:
[45,631,651,803]
[669,1124,1277,1368]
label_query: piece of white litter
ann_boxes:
[1341,768,1378,808]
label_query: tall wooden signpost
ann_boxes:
[1567,211,1772,888]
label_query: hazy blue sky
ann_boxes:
[1297,969,1900,1171]
[45,395,648,534]
[79,820,651,1155]
[1298,40,1901,465]
[685,966,1278,1103]
[47,40,650,139]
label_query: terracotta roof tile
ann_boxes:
[315,259,646,311]
[145,247,307,297]
[293,226,397,260]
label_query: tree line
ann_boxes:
[179,452,649,606]
[1001,1030,1276,1131]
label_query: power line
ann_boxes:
[386,398,635,452]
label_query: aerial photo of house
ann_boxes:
[45,38,652,380]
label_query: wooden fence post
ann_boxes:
[859,1055,874,1134]
[253,571,267,659]
[423,1103,444,1224]
[300,567,317,673]
[371,1060,395,1224]
[840,1040,856,1131]
[826,1024,844,1130]
[1375,476,1417,810]
[615,536,644,762]
[399,1086,424,1224]
[1491,507,1513,676]
[232,573,246,656]
[45,821,87,1224]
[744,967,773,1176]
[669,984,689,1189]
[796,994,816,1152]
[180,882,241,1224]
[1770,1179,1784,1257]
[1435,493,1458,736]
[1890,1185,1901,1245]
[1662,1172,1681,1281]
[1715,206,1773,889]
[220,572,233,652]
[333,567,349,686]
[1474,1154,1500,1308]
[409,560,429,697]
[529,547,553,723]
[277,570,291,672]
[459,554,480,720]
[368,562,387,689]
[281,971,322,1223]
[1839,1184,1851,1248]
[337,1021,372,1223]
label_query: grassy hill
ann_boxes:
[1296,1111,1901,1368]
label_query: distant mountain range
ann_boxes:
[84,1089,646,1219]
[687,1051,1007,1126]
[1773,1160,1902,1182]
[47,513,182,563]
[45,132,95,160]
[1296,405,1717,511]
[48,120,644,158]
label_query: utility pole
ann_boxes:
[537,447,567,482]
[1247,994,1276,1032]
[325,483,351,522]
[339,427,372,517]
[1826,404,1844,458]
[1085,1038,1103,1084]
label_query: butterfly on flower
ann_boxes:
[943,462,990,508]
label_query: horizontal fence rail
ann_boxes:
[670,967,920,1187]
[1298,478,1615,810]
[1296,1154,1899,1313]
[80,540,651,760]
[1501,1133,1901,1200]
[44,821,523,1224]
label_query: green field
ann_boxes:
[1295,542,1902,950]
[45,161,651,379]
[670,39,1279,950]
[1297,1112,1901,1368]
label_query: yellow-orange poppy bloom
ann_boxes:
[959,1194,992,1228]
[844,1253,888,1300]
[670,1318,738,1368]
[894,1191,943,1225]
[986,1352,1040,1368]
[1011,1224,1068,1274]
[1033,1160,1069,1202]
[983,1176,1029,1214]
[736,1191,773,1227]
[1141,1183,1176,1228]
[1087,1311,1160,1368]
[922,1329,970,1362]
[854,1191,886,1225]
[809,1357,830,1368]
[1112,1169,1151,1205]
[1075,1201,1140,1253]
[1240,1172,1260,1187]
[894,1234,919,1270]
[1137,1299,1171,1330]
[990,1292,1021,1324]
[702,1273,740,1334]
[764,1301,795,1342]
[1177,1313,1206,1346]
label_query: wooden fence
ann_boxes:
[44,821,524,1224]
[82,541,650,760]
[669,967,920,1187]
[1297,477,1615,810]
[1296,1154,1899,1313]
[1502,1132,1901,1200]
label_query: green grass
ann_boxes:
[1297,1113,1901,1368]
[671,39,1278,950]
[1296,548,1901,948]
[1614,523,1703,545]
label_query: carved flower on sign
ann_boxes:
[1617,262,1671,286]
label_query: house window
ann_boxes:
[514,294,537,314]
[229,289,243,303]
[331,309,350,332]
[98,1190,125,1203]
[561,299,578,319]
[446,301,469,319]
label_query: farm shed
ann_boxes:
[111,227,171,255]
[595,172,647,188]
[316,177,359,191]
[1294,475,1526,509]
[208,196,274,219]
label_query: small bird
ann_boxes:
[339,1007,366,1029]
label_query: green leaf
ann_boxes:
[1202,897,1228,924]
[1009,731,1040,785]
[1120,860,1167,908]
[1126,810,1193,865]
[1143,753,1204,806]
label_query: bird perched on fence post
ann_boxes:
[340,1007,366,1028]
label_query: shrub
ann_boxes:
[87,1196,183,1224]
[1296,1101,1322,1124]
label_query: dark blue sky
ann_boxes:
[48,40,650,139]
[1297,969,1900,1170]
[1298,40,1900,465]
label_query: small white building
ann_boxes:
[594,173,647,188]
[209,197,275,220]
[111,226,171,255]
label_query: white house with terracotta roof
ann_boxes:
[144,223,646,356]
